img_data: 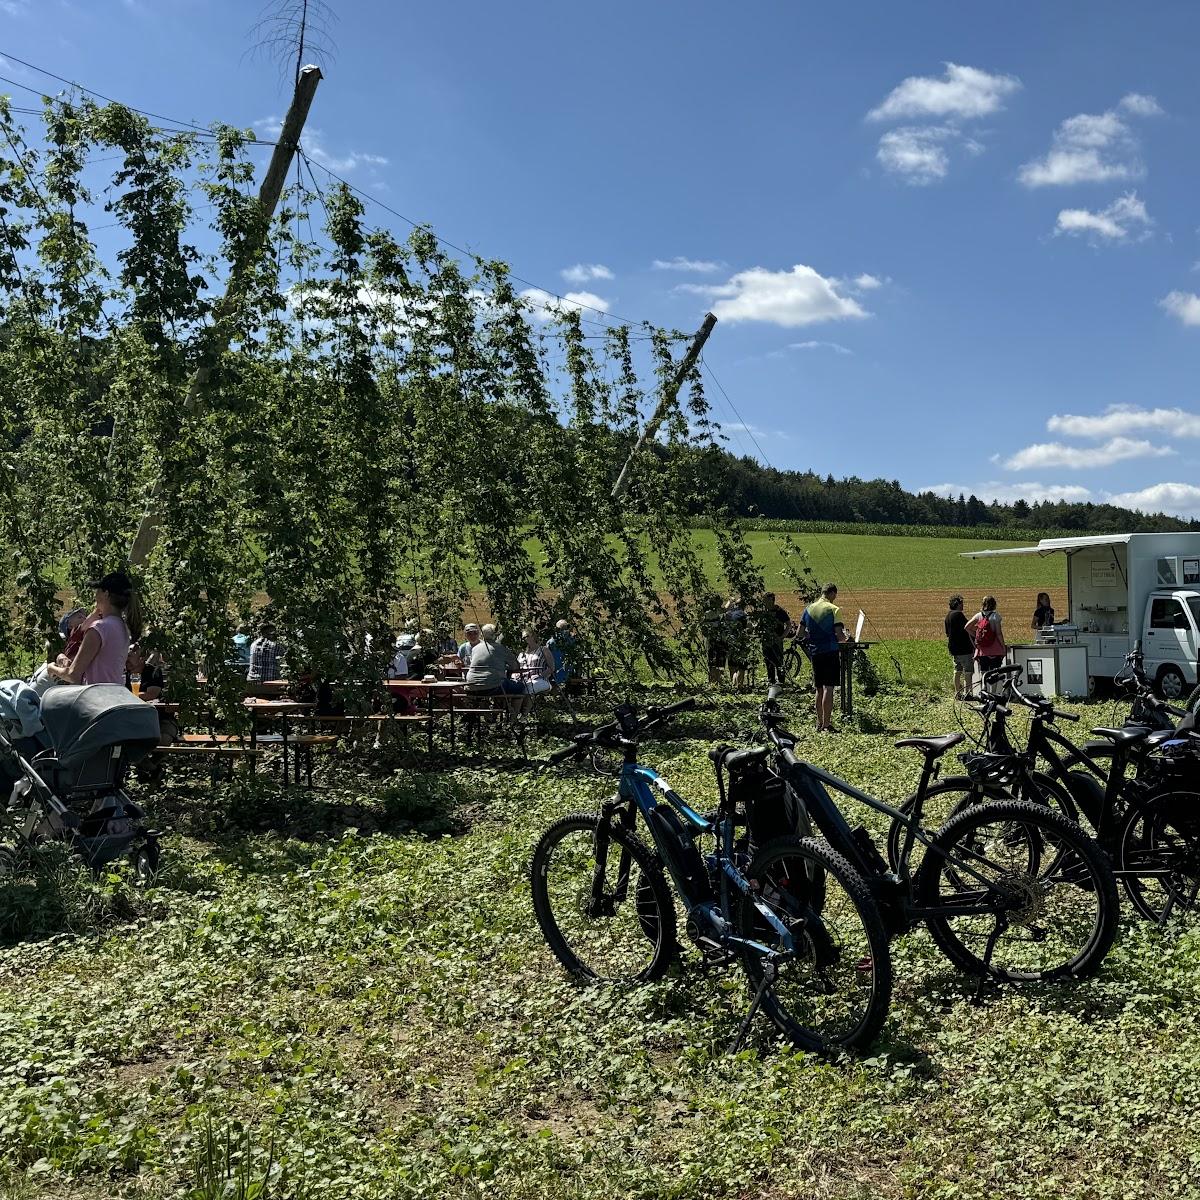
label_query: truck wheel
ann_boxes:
[1156,664,1187,700]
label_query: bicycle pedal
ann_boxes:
[698,946,737,970]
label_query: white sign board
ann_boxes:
[1090,561,1118,588]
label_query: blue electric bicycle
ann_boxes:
[530,699,893,1054]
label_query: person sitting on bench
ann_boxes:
[464,624,524,719]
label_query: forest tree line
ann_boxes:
[693,451,1200,534]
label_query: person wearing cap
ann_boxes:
[48,571,143,686]
[458,623,481,666]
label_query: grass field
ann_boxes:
[504,530,1065,595]
[2,679,1196,1200]
[689,529,1064,594]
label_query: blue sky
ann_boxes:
[4,0,1200,516]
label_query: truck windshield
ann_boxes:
[1190,598,1200,631]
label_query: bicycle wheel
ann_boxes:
[737,836,892,1053]
[1117,791,1200,923]
[889,772,1080,874]
[782,646,805,685]
[886,776,1010,873]
[530,812,678,982]
[916,800,1118,981]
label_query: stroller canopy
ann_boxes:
[39,685,161,770]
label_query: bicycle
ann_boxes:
[907,664,1200,925]
[758,686,1120,994]
[530,698,893,1054]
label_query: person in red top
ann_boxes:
[965,596,1006,692]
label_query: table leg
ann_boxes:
[281,716,291,786]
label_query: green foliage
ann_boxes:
[0,99,753,705]
[1,685,1198,1199]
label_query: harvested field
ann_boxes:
[772,586,1044,640]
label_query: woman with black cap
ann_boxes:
[47,571,143,686]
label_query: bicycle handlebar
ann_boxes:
[544,697,697,766]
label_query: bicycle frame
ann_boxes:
[599,756,795,960]
[764,724,1006,921]
[985,691,1179,881]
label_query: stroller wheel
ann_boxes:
[129,838,161,884]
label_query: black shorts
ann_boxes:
[812,651,840,688]
[977,655,1005,674]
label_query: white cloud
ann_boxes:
[1161,291,1200,327]
[852,273,883,291]
[1106,482,1200,519]
[0,2,28,15]
[788,340,853,355]
[1002,437,1174,471]
[867,63,1021,123]
[1048,405,1200,440]
[561,263,613,284]
[254,117,389,174]
[1055,191,1152,241]
[1119,92,1164,117]
[687,265,868,327]
[876,125,953,183]
[652,256,723,273]
[924,481,1092,504]
[1019,96,1161,187]
[519,288,610,322]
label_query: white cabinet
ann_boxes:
[1011,644,1091,698]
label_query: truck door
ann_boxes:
[1144,595,1199,696]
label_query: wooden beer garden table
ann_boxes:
[383,679,470,754]
[242,697,315,783]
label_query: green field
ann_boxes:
[690,529,1064,593]
[503,529,1066,595]
[2,682,1196,1200]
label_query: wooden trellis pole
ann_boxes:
[609,311,717,501]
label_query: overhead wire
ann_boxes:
[3,49,689,342]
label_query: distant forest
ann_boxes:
[701,451,1200,533]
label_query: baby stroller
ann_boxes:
[0,682,162,879]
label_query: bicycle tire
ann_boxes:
[916,799,1118,982]
[782,646,806,685]
[886,776,1009,872]
[737,836,892,1054]
[1117,791,1200,923]
[530,812,678,983]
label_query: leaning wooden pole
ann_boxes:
[129,64,323,567]
[609,311,717,501]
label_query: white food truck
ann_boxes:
[961,533,1200,698]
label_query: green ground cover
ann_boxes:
[1,677,1194,1200]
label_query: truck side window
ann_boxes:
[1150,598,1185,629]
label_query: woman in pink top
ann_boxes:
[48,571,143,686]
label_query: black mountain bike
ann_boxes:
[530,699,893,1054]
[908,665,1200,925]
[759,687,1120,991]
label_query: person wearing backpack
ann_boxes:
[965,596,1006,692]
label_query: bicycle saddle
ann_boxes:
[894,732,965,758]
[1091,726,1152,746]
